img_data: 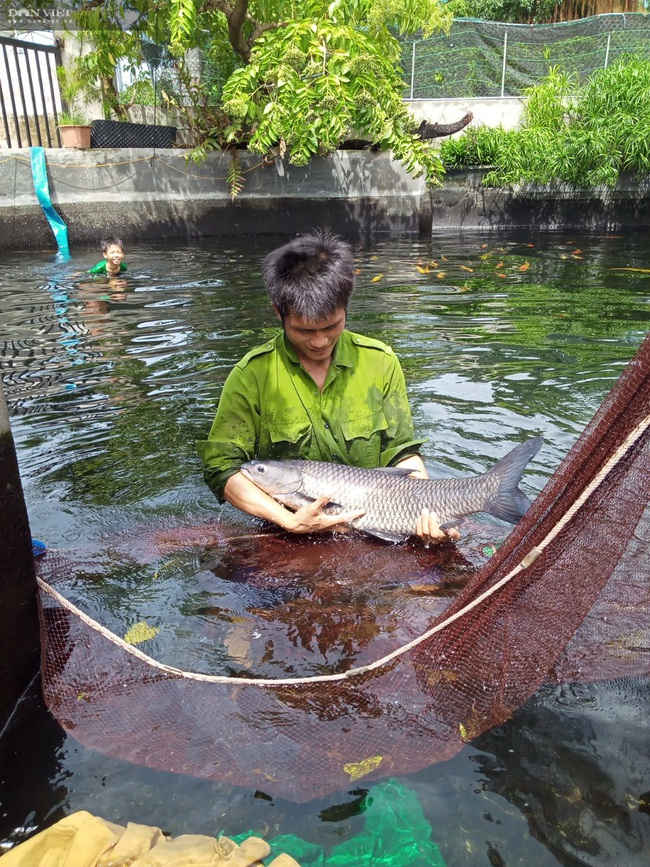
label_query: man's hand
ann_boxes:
[395,457,460,545]
[287,494,365,534]
[415,507,460,546]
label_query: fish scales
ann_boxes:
[241,437,543,543]
[295,463,502,535]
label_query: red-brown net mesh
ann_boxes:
[36,334,650,803]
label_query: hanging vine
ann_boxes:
[227,149,245,200]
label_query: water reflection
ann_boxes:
[473,679,650,866]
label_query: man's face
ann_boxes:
[281,307,347,364]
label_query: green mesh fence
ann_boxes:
[401,13,650,99]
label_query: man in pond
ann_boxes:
[197,230,459,545]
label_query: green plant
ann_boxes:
[440,124,507,168]
[440,57,650,190]
[57,64,96,125]
[220,15,447,185]
[227,150,245,200]
[58,109,90,126]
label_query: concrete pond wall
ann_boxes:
[2,146,650,251]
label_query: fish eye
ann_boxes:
[258,466,265,473]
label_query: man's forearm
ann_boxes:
[224,472,298,530]
[395,454,428,479]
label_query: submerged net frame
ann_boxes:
[36,334,650,802]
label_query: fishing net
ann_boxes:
[36,333,650,803]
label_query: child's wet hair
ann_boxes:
[101,236,124,253]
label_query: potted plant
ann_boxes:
[57,110,92,148]
[56,67,92,148]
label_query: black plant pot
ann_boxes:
[91,119,176,148]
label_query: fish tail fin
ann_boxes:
[485,436,543,524]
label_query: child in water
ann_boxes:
[89,236,127,276]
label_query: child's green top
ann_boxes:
[88,261,128,275]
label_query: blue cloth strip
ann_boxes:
[29,146,70,259]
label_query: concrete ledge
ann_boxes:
[0,148,429,249]
[406,97,525,132]
[2,150,650,249]
[429,168,650,231]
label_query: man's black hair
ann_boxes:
[262,230,354,321]
[101,236,124,253]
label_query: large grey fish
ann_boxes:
[241,436,543,543]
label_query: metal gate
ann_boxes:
[0,35,63,148]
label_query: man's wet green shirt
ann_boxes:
[197,330,425,501]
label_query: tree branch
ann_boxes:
[413,112,474,138]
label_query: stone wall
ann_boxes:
[2,148,650,252]
[0,148,430,249]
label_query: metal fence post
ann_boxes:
[604,33,611,69]
[501,28,508,98]
[410,40,416,100]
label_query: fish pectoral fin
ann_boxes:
[439,519,462,530]
[278,492,346,513]
[275,492,316,509]
[363,528,410,544]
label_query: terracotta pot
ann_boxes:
[59,125,91,148]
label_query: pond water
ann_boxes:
[1,230,649,865]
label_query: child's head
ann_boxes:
[101,236,124,257]
[100,236,125,272]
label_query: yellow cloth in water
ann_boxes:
[0,811,123,866]
[1,812,300,867]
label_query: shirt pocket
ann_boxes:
[267,411,311,446]
[341,409,388,443]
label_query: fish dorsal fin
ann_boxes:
[373,467,414,476]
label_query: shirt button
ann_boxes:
[324,423,329,429]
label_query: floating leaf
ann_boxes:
[459,265,473,272]
[371,274,383,283]
[426,669,459,686]
[519,262,530,271]
[416,265,430,274]
[436,271,445,279]
[459,723,468,740]
[343,755,383,782]
[124,621,159,645]
[496,272,507,279]
[610,267,650,273]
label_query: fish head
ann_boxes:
[240,460,304,496]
